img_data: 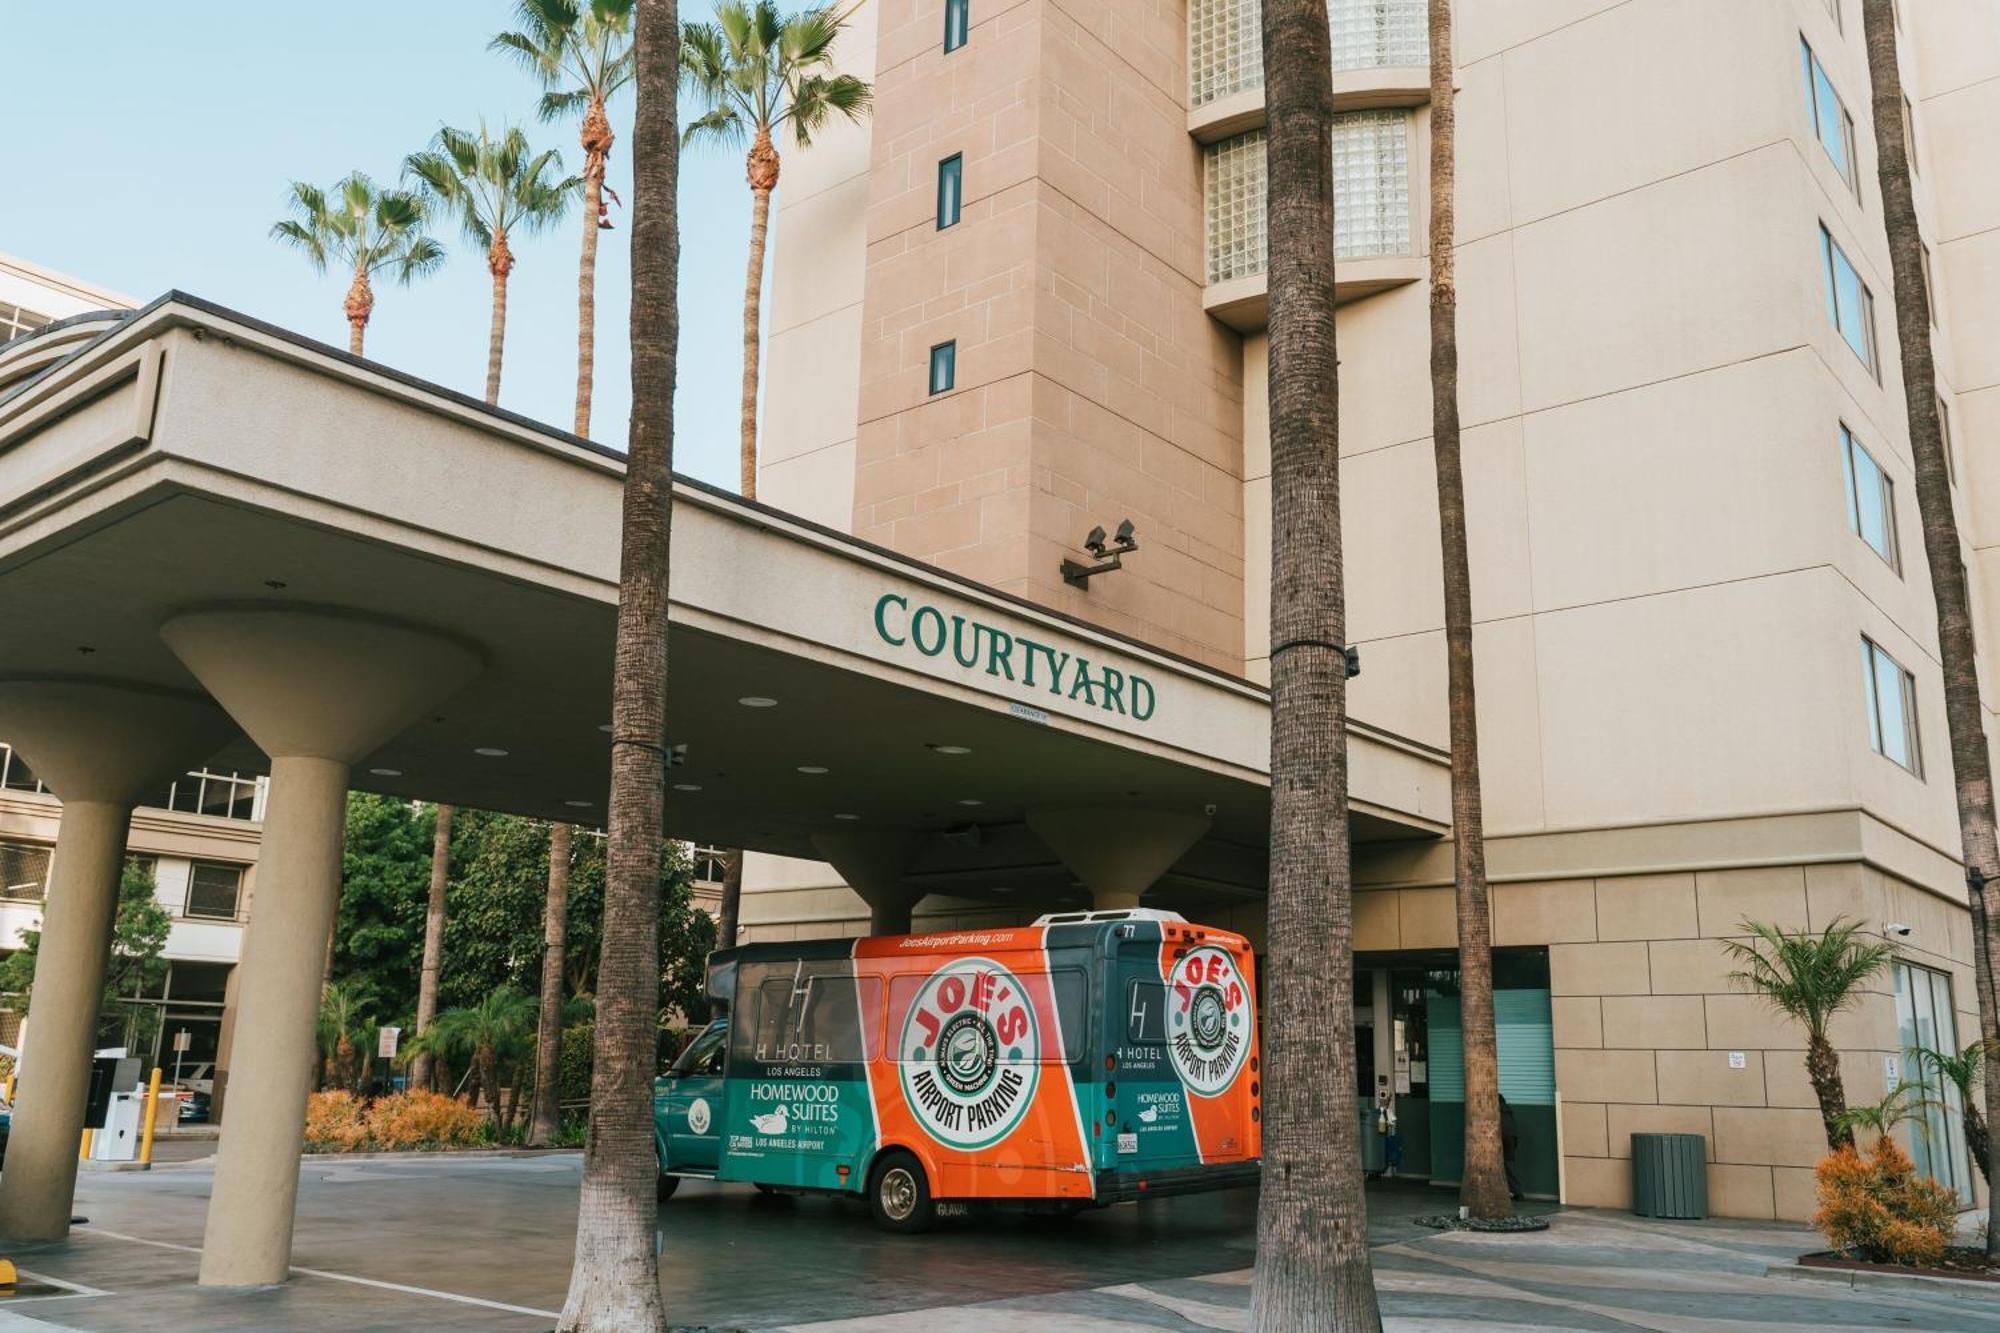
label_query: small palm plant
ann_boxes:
[405,124,579,405]
[1832,1079,1934,1145]
[271,173,444,356]
[1913,1037,1993,1185]
[420,986,538,1129]
[316,978,374,1093]
[681,1,871,501]
[491,0,636,438]
[1723,917,1896,1151]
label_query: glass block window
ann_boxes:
[0,303,50,345]
[1333,109,1411,258]
[1330,0,1428,72]
[1189,0,1264,108]
[1205,131,1268,284]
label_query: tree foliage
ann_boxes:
[0,860,169,1015]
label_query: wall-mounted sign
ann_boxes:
[873,593,1157,722]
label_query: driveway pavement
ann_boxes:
[0,1153,1984,1331]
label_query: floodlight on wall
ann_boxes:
[1061,518,1140,589]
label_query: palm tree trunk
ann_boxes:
[410,803,453,1092]
[576,98,612,438]
[487,231,515,406]
[1252,0,1381,1327]
[1860,0,2000,1255]
[716,848,742,950]
[1426,0,1509,1223]
[343,265,373,358]
[531,823,573,1147]
[1808,1032,1853,1151]
[740,130,778,502]
[558,1,677,1327]
[1965,1095,1990,1185]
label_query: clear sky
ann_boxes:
[0,2,760,489]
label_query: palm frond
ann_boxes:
[269,218,331,272]
[787,72,871,146]
[1721,916,1896,1041]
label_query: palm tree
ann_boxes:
[270,173,444,356]
[1860,0,2000,1260]
[405,123,579,406]
[1252,0,1381,1327]
[424,987,537,1122]
[1424,0,1508,1223]
[410,803,453,1093]
[491,0,637,439]
[530,821,573,1146]
[558,0,678,1326]
[1833,1080,1933,1145]
[1912,1038,1992,1185]
[317,979,372,1094]
[1722,917,1896,1151]
[680,1,871,502]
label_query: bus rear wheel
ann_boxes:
[868,1151,935,1234]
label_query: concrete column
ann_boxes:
[0,680,232,1242]
[161,607,481,1287]
[809,831,921,935]
[1025,808,1210,911]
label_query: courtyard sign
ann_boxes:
[873,592,1157,722]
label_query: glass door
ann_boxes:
[1893,961,1971,1201]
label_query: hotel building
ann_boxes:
[742,0,2000,1219]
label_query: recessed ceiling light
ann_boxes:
[672,783,703,792]
[474,747,509,758]
[956,798,984,807]
[797,764,829,775]
[833,812,861,821]
[368,767,403,777]
[563,799,593,808]
[738,696,778,708]
[927,743,972,755]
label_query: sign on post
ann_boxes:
[378,1026,401,1060]
[172,1029,192,1054]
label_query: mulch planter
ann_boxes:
[1799,1248,2000,1283]
[1413,1214,1551,1233]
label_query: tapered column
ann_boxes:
[161,606,482,1287]
[196,754,347,1286]
[810,831,921,935]
[0,681,231,1242]
[1026,808,1210,911]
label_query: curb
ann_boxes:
[299,1147,582,1164]
[1765,1261,1997,1298]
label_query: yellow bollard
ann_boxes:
[3,1073,12,1104]
[79,1128,93,1161]
[139,1067,163,1165]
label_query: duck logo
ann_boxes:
[749,1104,789,1135]
[1167,946,1252,1097]
[898,957,1041,1150]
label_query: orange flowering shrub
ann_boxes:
[303,1091,369,1152]
[1812,1136,1958,1266]
[365,1089,483,1149]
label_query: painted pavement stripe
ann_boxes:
[1098,1280,1246,1330]
[74,1226,560,1320]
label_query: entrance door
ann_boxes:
[661,1020,726,1172]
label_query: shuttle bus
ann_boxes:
[653,909,1261,1230]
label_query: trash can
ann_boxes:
[1630,1132,1707,1219]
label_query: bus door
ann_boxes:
[662,1019,727,1172]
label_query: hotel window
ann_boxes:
[1329,0,1427,72]
[0,743,45,794]
[936,154,962,229]
[0,841,51,903]
[0,302,50,345]
[1188,0,1263,107]
[1820,224,1877,372]
[184,861,245,921]
[1902,93,1919,175]
[1894,962,1973,1200]
[1800,38,1857,192]
[943,0,968,52]
[1920,240,1936,323]
[1860,637,1921,775]
[1841,426,1898,569]
[1332,110,1412,258]
[928,341,956,395]
[1204,131,1268,283]
[1938,393,1955,484]
[161,768,264,821]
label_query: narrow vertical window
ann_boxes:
[1820,224,1877,372]
[1861,637,1922,775]
[1800,37,1857,192]
[936,154,963,229]
[929,341,956,394]
[944,0,969,53]
[1825,0,1842,32]
[1938,393,1955,485]
[1840,425,1898,569]
[1902,93,1919,175]
[1920,241,1936,323]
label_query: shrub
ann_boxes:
[1812,1136,1959,1266]
[303,1090,369,1152]
[366,1089,483,1149]
[559,1022,594,1102]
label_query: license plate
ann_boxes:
[1116,1132,1138,1155]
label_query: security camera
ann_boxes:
[1885,922,1913,938]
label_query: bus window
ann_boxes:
[670,1022,727,1077]
[732,962,879,1065]
[1126,980,1168,1044]
[890,967,1089,1063]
